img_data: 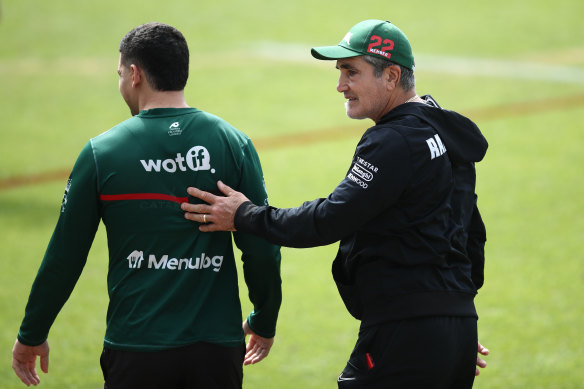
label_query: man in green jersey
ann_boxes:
[12,23,282,389]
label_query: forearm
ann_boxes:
[234,199,346,248]
[236,232,282,338]
[18,251,87,345]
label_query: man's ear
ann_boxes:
[130,64,143,88]
[384,65,401,91]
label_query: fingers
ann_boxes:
[476,355,487,369]
[244,347,268,365]
[243,328,274,366]
[181,202,212,215]
[243,337,271,365]
[186,186,219,204]
[217,180,235,196]
[181,203,212,221]
[477,341,490,356]
[182,182,240,232]
[180,211,223,232]
[12,340,49,386]
[12,358,40,386]
[475,341,488,376]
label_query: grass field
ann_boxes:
[1,0,583,388]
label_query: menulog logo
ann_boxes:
[126,250,223,273]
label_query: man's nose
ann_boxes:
[337,76,348,93]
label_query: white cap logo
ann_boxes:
[342,32,353,46]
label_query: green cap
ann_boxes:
[311,20,415,70]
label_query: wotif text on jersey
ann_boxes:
[139,145,214,173]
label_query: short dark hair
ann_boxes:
[362,55,415,91]
[119,22,189,91]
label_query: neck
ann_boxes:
[374,88,420,123]
[403,94,420,104]
[139,90,189,112]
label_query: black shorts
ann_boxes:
[100,341,245,389]
[338,316,478,389]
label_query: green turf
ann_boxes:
[1,0,583,387]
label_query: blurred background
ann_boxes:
[1,0,583,387]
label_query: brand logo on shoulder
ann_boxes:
[168,121,182,136]
[351,163,373,182]
[125,250,224,273]
[347,157,379,189]
[426,134,447,160]
[140,146,216,174]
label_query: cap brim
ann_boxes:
[311,45,362,60]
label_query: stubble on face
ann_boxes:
[336,57,391,123]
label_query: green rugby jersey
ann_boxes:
[18,108,282,351]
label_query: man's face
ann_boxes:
[335,56,391,123]
[117,55,139,116]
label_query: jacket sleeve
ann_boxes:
[18,142,100,346]
[467,200,486,290]
[235,129,412,248]
[232,139,282,338]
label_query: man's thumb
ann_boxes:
[40,354,49,373]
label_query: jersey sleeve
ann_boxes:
[232,139,282,338]
[17,142,101,346]
[234,130,413,248]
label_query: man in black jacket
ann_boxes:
[182,19,489,388]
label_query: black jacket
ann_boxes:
[235,95,487,324]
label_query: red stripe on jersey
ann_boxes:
[100,193,189,204]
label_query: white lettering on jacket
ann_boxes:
[347,157,378,189]
[426,134,447,160]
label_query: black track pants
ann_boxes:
[338,316,478,389]
[101,341,245,389]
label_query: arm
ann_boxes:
[231,140,281,362]
[14,143,100,383]
[183,130,412,248]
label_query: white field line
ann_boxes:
[249,42,584,84]
[415,54,584,84]
[1,42,584,84]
